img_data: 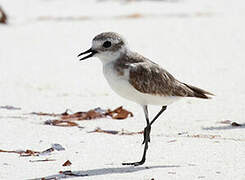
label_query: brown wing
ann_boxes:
[129,62,213,99]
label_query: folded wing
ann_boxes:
[129,62,213,99]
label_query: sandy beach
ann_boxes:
[0,0,245,179]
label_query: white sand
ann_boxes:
[0,0,245,179]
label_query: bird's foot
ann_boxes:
[122,160,145,166]
[142,125,151,144]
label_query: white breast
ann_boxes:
[102,62,180,106]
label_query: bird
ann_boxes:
[78,32,213,166]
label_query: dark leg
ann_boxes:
[142,105,150,144]
[150,106,167,126]
[122,105,167,166]
[142,106,167,144]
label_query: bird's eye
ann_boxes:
[103,41,111,48]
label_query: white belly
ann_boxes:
[103,62,180,106]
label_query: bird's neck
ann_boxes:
[98,47,129,66]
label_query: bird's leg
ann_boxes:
[142,125,151,144]
[142,105,150,144]
[122,106,167,166]
[142,106,167,144]
[150,106,167,126]
[122,105,149,166]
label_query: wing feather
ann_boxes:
[128,62,213,98]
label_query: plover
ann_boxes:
[78,32,213,166]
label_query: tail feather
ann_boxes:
[184,83,214,99]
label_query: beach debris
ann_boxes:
[62,160,72,166]
[0,105,21,110]
[31,106,133,127]
[59,170,88,177]
[21,149,42,157]
[39,144,65,156]
[106,106,133,119]
[29,159,56,163]
[187,134,221,139]
[0,6,7,24]
[0,149,39,156]
[89,127,143,135]
[52,144,65,151]
[0,144,65,157]
[61,108,106,120]
[39,148,55,156]
[167,139,177,143]
[44,120,79,127]
[32,106,133,120]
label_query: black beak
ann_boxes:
[78,48,97,61]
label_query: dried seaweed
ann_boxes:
[106,106,133,119]
[31,106,133,127]
[0,144,65,157]
[0,149,39,156]
[32,106,133,120]
[0,6,7,24]
[89,127,143,135]
[44,120,79,127]
[62,160,72,166]
[61,108,106,120]
[29,159,56,163]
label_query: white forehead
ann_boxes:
[92,38,121,49]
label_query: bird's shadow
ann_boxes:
[202,123,245,130]
[33,165,180,180]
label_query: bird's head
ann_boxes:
[78,32,128,63]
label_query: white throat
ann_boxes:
[96,51,121,65]
[95,47,128,65]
